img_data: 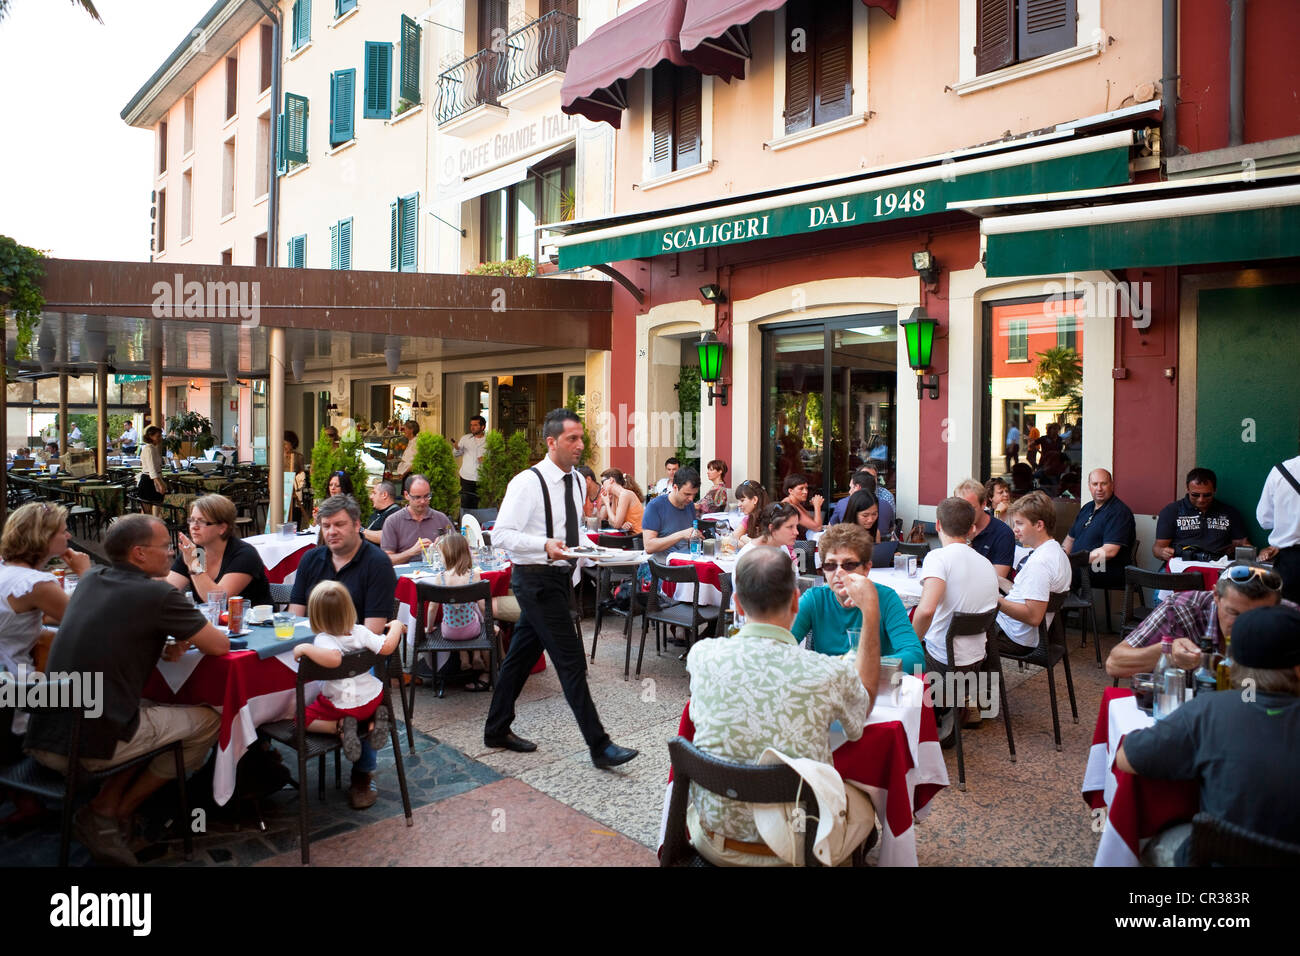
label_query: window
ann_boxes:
[976,0,1077,76]
[221,137,236,217]
[1007,319,1028,361]
[1056,314,1077,350]
[260,24,273,92]
[225,55,238,120]
[183,91,195,154]
[277,92,309,173]
[649,63,701,177]
[330,68,356,145]
[288,234,306,268]
[390,193,418,271]
[364,41,393,119]
[157,121,167,174]
[399,14,421,104]
[255,232,268,266]
[480,153,574,262]
[255,113,270,197]
[181,169,193,241]
[335,0,356,17]
[330,217,353,269]
[221,248,234,266]
[783,0,852,135]
[292,0,312,51]
[156,188,166,253]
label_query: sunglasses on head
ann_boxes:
[1222,565,1282,591]
[821,560,863,575]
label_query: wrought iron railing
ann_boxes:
[437,10,579,124]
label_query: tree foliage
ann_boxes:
[0,236,45,361]
[411,431,460,521]
[676,365,701,472]
[310,428,371,521]
[1032,346,1083,418]
[476,430,510,509]
[506,431,530,476]
[0,1,101,25]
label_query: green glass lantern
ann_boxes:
[900,307,939,400]
[697,331,729,406]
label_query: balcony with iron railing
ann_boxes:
[437,10,579,128]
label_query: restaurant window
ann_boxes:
[783,0,852,135]
[480,152,575,262]
[975,0,1077,76]
[156,188,167,253]
[649,62,702,177]
[981,295,1085,490]
[260,23,274,92]
[226,55,239,120]
[158,121,168,174]
[183,91,195,154]
[221,136,236,218]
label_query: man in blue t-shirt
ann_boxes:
[1063,468,1136,588]
[955,479,1015,577]
[643,466,702,555]
[1153,467,1250,562]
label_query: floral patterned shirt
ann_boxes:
[686,621,870,842]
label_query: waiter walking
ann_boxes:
[484,408,638,769]
[1258,452,1300,602]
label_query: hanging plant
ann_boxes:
[0,236,46,362]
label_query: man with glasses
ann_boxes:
[1153,467,1250,563]
[380,474,453,566]
[25,515,229,865]
[1105,562,1296,679]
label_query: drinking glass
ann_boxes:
[419,540,435,566]
[273,612,296,640]
[207,590,228,625]
[845,628,860,652]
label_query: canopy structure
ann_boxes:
[679,0,897,58]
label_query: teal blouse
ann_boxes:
[790,582,925,675]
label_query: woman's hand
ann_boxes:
[177,532,197,567]
[61,548,91,576]
[810,493,825,512]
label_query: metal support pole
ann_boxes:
[58,372,69,457]
[96,362,108,475]
[269,327,286,529]
[151,342,164,431]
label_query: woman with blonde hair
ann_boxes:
[598,468,644,533]
[167,493,273,609]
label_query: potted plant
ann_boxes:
[410,431,460,521]
[310,427,372,522]
[163,411,216,458]
[475,430,509,509]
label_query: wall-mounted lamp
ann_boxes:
[699,283,727,304]
[697,331,729,406]
[900,307,940,400]
[912,249,940,288]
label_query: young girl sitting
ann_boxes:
[294,581,404,761]
[422,532,491,688]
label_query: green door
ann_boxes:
[1195,284,1300,546]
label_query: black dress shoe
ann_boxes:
[591,742,639,769]
[484,732,537,753]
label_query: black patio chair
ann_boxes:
[1185,812,1300,867]
[637,560,721,678]
[1119,566,1206,639]
[405,580,498,745]
[996,591,1077,751]
[940,607,1003,792]
[1064,550,1103,667]
[585,533,643,659]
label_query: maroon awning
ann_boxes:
[680,0,897,55]
[560,0,744,128]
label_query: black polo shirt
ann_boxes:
[366,502,402,533]
[1155,495,1247,559]
[289,539,397,625]
[24,563,210,760]
[1067,495,1136,566]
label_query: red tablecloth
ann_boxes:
[143,650,300,806]
[666,682,945,866]
[1082,687,1199,866]
[266,545,312,584]
[667,555,725,590]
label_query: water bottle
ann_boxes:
[690,519,701,556]
[1152,637,1182,720]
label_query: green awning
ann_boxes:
[982,184,1300,277]
[556,131,1136,269]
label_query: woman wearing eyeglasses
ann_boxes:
[167,493,272,609]
[790,522,924,673]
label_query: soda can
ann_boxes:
[227,596,245,634]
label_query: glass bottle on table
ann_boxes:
[690,519,701,556]
[1152,637,1182,720]
[1216,633,1235,692]
[1192,605,1218,697]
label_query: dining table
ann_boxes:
[1080,686,1199,866]
[141,618,318,806]
[245,531,319,584]
[661,673,948,866]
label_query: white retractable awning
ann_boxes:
[432,141,573,209]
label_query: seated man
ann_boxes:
[1116,605,1300,865]
[24,515,230,866]
[642,466,702,556]
[1062,468,1136,589]
[791,523,925,675]
[1154,467,1250,562]
[686,546,879,866]
[995,491,1072,654]
[650,457,680,498]
[380,475,453,565]
[363,480,402,545]
[954,478,1015,578]
[1105,562,1294,679]
[911,497,999,731]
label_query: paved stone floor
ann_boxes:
[0,604,1118,867]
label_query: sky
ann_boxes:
[0,0,217,261]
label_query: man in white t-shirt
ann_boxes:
[454,415,487,511]
[995,490,1072,653]
[911,497,999,733]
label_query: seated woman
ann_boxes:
[598,468,644,534]
[984,477,1011,523]
[782,473,824,538]
[737,502,801,572]
[791,523,925,674]
[696,459,730,517]
[842,490,882,543]
[167,493,273,609]
[0,502,90,762]
[731,479,770,543]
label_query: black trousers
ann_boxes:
[460,477,479,512]
[1275,545,1300,604]
[485,566,609,751]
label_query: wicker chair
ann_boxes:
[1185,812,1300,866]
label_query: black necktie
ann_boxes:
[562,472,579,547]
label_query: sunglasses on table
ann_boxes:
[1221,564,1283,591]
[821,560,863,575]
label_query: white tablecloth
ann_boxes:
[245,531,317,584]
[867,567,924,606]
[1084,695,1156,866]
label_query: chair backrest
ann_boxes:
[268,582,294,609]
[598,533,637,550]
[1068,549,1093,596]
[871,541,898,569]
[1039,590,1069,646]
[0,673,87,776]
[943,607,998,669]
[663,736,820,867]
[412,578,493,608]
[1186,811,1300,866]
[897,542,930,560]
[646,558,702,612]
[1122,566,1205,625]
[295,648,386,684]
[717,572,733,631]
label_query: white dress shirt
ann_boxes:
[1257,455,1300,550]
[491,454,584,566]
[455,432,487,482]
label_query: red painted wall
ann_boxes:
[1177,0,1300,154]
[989,299,1085,379]
[608,262,644,474]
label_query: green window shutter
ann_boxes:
[293,0,312,49]
[330,222,340,269]
[289,234,306,269]
[339,217,352,270]
[284,92,309,163]
[276,119,287,175]
[364,41,393,119]
[336,0,356,17]
[399,193,418,272]
[400,15,421,104]
[330,69,355,145]
[390,200,399,270]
